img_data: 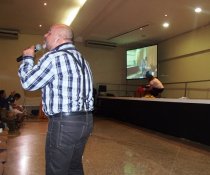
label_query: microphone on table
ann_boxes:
[16,44,43,62]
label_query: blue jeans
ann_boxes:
[45,112,93,175]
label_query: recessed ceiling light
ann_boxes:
[164,14,168,17]
[39,24,42,27]
[44,2,47,6]
[195,7,202,13]
[162,22,169,28]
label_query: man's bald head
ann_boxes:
[53,24,74,42]
[44,24,74,50]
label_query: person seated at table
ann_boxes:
[144,71,164,97]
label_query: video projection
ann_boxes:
[126,45,157,79]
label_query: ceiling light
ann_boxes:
[44,2,47,6]
[63,7,80,26]
[195,7,202,13]
[62,0,87,26]
[78,0,87,6]
[39,24,42,27]
[162,22,169,28]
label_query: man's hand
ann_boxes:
[23,45,35,57]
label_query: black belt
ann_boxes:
[48,111,92,118]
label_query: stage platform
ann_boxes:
[97,96,210,146]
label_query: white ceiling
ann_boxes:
[1,0,210,47]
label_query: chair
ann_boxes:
[98,85,107,96]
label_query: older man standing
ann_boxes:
[18,24,94,175]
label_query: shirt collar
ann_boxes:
[53,42,75,51]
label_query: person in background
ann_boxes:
[0,90,22,111]
[0,90,11,124]
[7,92,22,111]
[0,90,20,130]
[145,71,164,97]
[139,56,149,78]
[18,24,94,175]
[7,92,26,124]
[0,90,10,110]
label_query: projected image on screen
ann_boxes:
[126,45,157,79]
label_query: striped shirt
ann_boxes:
[18,43,94,116]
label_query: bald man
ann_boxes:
[18,24,94,175]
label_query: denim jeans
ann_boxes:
[45,112,93,175]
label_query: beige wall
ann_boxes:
[158,24,210,98]
[76,43,126,87]
[1,24,210,104]
[0,35,126,105]
[0,34,43,106]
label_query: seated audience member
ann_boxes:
[8,92,24,113]
[0,90,25,129]
[145,71,164,97]
[0,90,10,110]
[7,92,25,124]
[0,90,18,131]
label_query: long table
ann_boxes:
[97,96,210,146]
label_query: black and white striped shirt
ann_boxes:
[18,43,94,116]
